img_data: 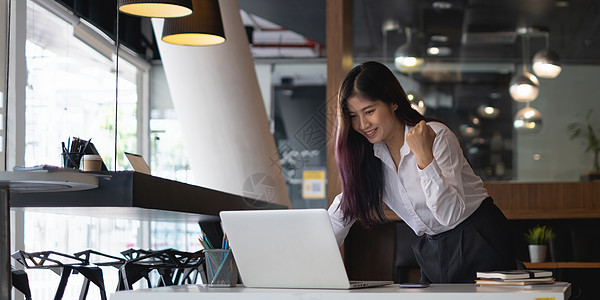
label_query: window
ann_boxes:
[24,1,138,168]
[17,1,201,298]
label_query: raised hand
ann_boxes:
[406,120,436,169]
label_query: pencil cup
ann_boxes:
[204,249,238,287]
[61,152,82,169]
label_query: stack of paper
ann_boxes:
[475,270,554,286]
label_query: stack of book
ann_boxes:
[475,270,555,286]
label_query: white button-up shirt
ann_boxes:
[328,121,489,246]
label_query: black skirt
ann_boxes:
[412,197,517,283]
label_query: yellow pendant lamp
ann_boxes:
[162,0,225,46]
[118,0,193,18]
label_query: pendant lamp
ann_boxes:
[394,27,424,73]
[509,29,539,102]
[118,0,193,18]
[162,0,225,46]
[532,31,561,78]
[532,48,561,78]
[509,69,539,102]
[477,104,500,119]
[513,102,542,134]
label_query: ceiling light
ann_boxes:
[118,0,193,18]
[432,1,453,9]
[532,48,562,78]
[430,35,448,43]
[411,100,426,115]
[394,28,424,73]
[509,70,539,102]
[406,89,426,115]
[406,90,420,102]
[477,104,500,119]
[427,46,451,56]
[514,103,542,134]
[459,123,480,138]
[162,0,225,46]
[510,28,541,102]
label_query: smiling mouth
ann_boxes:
[365,129,377,137]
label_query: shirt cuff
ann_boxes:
[417,158,443,181]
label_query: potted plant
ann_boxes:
[568,109,600,180]
[524,225,554,263]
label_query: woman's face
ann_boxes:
[346,96,402,145]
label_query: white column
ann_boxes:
[152,1,289,207]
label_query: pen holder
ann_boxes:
[61,152,83,169]
[204,249,238,287]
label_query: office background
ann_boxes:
[2,0,600,298]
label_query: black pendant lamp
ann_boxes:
[162,0,225,46]
[118,0,193,18]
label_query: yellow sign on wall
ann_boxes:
[302,169,326,199]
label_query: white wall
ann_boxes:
[515,65,600,181]
[152,1,289,207]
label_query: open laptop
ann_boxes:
[219,209,393,289]
[124,152,151,175]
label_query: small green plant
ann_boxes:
[568,109,600,173]
[524,225,554,245]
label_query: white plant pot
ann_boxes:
[529,244,548,263]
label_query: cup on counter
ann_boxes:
[204,249,238,287]
[81,154,102,172]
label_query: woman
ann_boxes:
[328,61,516,283]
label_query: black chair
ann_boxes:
[12,250,107,300]
[74,249,127,298]
[11,266,32,300]
[117,248,204,290]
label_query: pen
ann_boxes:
[82,138,91,154]
[222,234,229,250]
[62,142,69,167]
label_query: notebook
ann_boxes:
[124,152,151,175]
[219,208,393,289]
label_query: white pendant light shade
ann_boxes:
[118,0,193,18]
[532,48,562,78]
[394,46,425,73]
[514,105,542,134]
[509,71,539,102]
[394,28,424,73]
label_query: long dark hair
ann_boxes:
[335,61,434,225]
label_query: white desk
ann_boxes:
[111,282,571,300]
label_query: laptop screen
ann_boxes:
[125,152,151,175]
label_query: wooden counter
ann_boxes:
[524,262,600,269]
[382,181,600,221]
[484,181,600,220]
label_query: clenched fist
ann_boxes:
[406,120,436,169]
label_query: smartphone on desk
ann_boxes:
[398,283,430,288]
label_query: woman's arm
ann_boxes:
[413,122,469,227]
[327,193,356,246]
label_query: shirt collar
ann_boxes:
[373,123,413,160]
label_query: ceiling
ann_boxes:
[238,0,600,69]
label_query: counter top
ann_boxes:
[110,282,571,300]
[10,171,287,223]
